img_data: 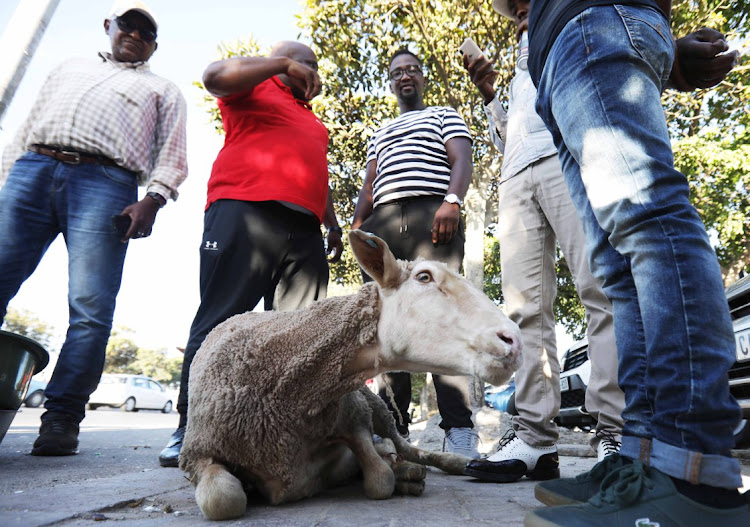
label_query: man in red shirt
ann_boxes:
[159,41,344,467]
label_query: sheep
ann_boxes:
[180,229,523,520]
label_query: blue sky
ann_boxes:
[0,0,306,354]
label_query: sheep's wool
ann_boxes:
[180,282,382,496]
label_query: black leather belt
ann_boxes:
[30,145,118,167]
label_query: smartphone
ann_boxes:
[112,214,132,238]
[459,37,484,62]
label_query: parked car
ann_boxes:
[555,275,750,447]
[23,378,47,408]
[88,374,173,413]
[726,274,750,447]
[483,340,595,429]
[557,339,596,429]
[484,274,750,448]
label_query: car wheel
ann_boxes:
[162,401,173,414]
[123,397,137,412]
[24,390,45,408]
[734,418,750,448]
[87,403,99,410]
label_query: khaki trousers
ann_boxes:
[497,155,624,447]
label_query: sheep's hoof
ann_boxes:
[195,463,247,520]
[393,461,427,496]
[363,465,396,500]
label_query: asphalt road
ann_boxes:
[1,406,179,494]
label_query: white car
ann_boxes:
[88,374,173,413]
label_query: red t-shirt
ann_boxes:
[206,77,329,222]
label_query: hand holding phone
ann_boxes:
[459,37,484,63]
[112,214,132,238]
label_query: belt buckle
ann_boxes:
[60,150,81,165]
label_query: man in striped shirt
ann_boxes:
[351,49,478,458]
[0,1,187,457]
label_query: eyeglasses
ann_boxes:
[389,64,422,81]
[114,17,157,43]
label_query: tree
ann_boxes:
[104,326,140,373]
[103,325,181,384]
[665,0,750,284]
[1,307,58,351]
[131,347,182,385]
[196,0,749,337]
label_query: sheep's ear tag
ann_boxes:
[366,239,378,248]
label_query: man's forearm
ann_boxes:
[203,56,290,98]
[323,191,340,230]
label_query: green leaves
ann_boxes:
[195,0,749,337]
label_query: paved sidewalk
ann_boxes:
[2,408,749,526]
[0,447,597,526]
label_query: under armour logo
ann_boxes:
[635,519,659,527]
[204,241,218,250]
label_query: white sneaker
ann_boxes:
[595,429,621,461]
[443,427,480,459]
[463,430,559,482]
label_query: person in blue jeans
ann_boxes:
[522,1,749,525]
[0,1,187,457]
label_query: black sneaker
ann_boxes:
[158,426,185,467]
[31,412,79,456]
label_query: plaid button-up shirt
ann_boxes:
[1,52,187,202]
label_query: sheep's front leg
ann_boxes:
[373,438,427,496]
[346,428,396,499]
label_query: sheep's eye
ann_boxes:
[415,271,432,283]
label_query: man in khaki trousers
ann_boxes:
[461,0,625,483]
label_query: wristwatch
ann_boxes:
[146,191,166,208]
[443,193,463,207]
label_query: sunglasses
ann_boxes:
[389,64,423,81]
[114,17,157,43]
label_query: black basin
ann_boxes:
[0,329,49,444]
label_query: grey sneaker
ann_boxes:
[534,453,628,506]
[443,427,480,459]
[526,462,750,527]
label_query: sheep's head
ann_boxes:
[349,230,522,386]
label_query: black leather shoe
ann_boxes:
[159,426,185,467]
[31,412,80,456]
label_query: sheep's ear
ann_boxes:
[349,229,401,289]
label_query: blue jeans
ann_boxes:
[535,5,741,488]
[0,152,137,423]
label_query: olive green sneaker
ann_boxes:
[534,453,628,506]
[525,462,750,527]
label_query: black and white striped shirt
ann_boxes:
[367,106,471,207]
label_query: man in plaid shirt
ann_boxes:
[0,0,187,456]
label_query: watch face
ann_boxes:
[445,194,461,205]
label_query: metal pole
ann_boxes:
[0,0,61,127]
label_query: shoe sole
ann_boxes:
[30,445,78,456]
[524,510,561,527]
[159,457,180,468]
[464,466,560,483]
[534,485,582,506]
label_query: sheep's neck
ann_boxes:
[341,341,381,380]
